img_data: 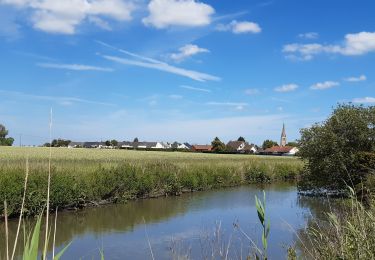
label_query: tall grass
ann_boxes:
[295,188,375,259]
[2,155,70,260]
[0,147,303,217]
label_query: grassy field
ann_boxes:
[0,147,303,217]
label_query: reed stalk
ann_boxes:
[10,157,29,260]
[4,200,9,260]
[52,207,58,259]
[43,108,53,259]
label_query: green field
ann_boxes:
[0,147,303,216]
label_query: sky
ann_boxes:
[0,0,374,146]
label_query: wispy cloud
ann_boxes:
[179,85,211,93]
[96,40,164,64]
[102,54,220,82]
[244,88,259,95]
[352,97,375,103]
[0,90,115,106]
[310,81,339,90]
[170,44,209,62]
[344,74,367,82]
[206,101,248,110]
[98,40,220,82]
[298,32,319,40]
[274,84,299,92]
[168,94,183,99]
[283,31,375,61]
[13,51,56,61]
[37,63,114,72]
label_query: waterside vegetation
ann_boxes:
[0,147,302,217]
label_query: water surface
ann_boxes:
[2,183,333,259]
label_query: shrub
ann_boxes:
[298,104,375,192]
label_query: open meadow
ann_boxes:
[0,147,303,217]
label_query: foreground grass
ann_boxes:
[0,147,303,217]
[293,190,375,260]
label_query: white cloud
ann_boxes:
[310,81,339,90]
[142,0,214,29]
[274,84,299,93]
[216,20,261,34]
[244,88,259,95]
[0,0,135,34]
[352,97,375,104]
[344,74,367,82]
[179,85,211,93]
[88,16,112,31]
[168,94,183,99]
[170,44,209,62]
[206,101,248,110]
[0,89,115,106]
[283,31,375,60]
[37,63,113,72]
[298,32,319,39]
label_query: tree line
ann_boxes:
[0,124,14,146]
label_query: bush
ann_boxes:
[298,104,375,192]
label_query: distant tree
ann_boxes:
[286,141,299,147]
[299,104,375,192]
[133,137,139,143]
[0,124,14,146]
[237,136,246,142]
[262,140,278,150]
[111,139,118,147]
[51,139,57,147]
[105,140,111,146]
[50,139,71,147]
[0,124,8,138]
[211,137,226,152]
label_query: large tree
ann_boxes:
[237,136,246,142]
[298,104,375,192]
[286,141,299,147]
[211,137,226,152]
[0,124,14,146]
[262,139,278,150]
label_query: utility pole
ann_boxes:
[19,134,22,147]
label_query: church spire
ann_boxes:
[280,123,287,147]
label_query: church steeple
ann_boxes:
[280,123,287,147]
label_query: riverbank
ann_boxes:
[0,147,303,217]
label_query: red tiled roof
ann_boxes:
[264,146,294,153]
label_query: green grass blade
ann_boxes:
[53,242,72,260]
[23,214,42,260]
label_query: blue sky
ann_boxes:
[0,0,374,145]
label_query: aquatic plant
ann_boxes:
[254,191,270,260]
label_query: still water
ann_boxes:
[2,183,333,259]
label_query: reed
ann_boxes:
[0,147,303,217]
[296,188,375,259]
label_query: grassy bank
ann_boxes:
[0,147,303,217]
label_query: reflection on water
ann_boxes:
[0,183,336,259]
